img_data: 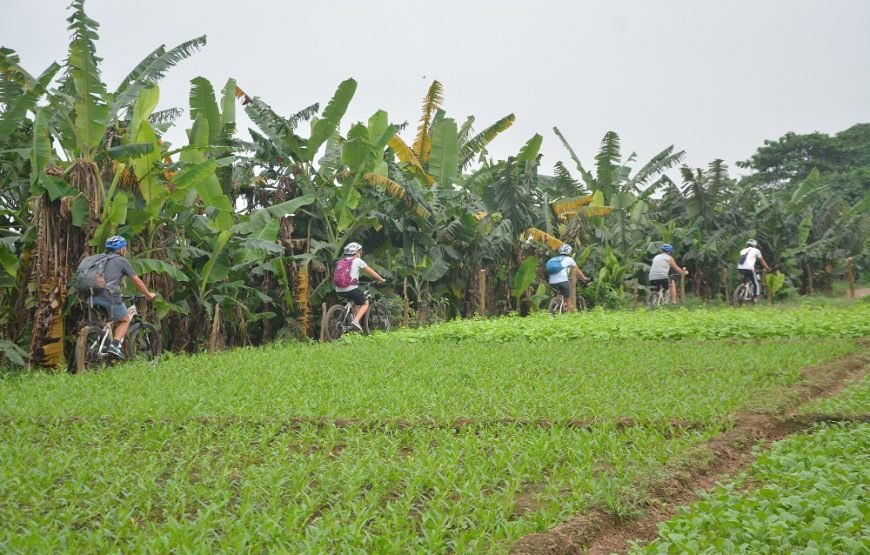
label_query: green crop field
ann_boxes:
[1,305,868,552]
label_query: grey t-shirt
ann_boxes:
[648,253,673,280]
[96,254,136,303]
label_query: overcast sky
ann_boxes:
[3,0,869,179]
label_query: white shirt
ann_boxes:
[335,258,368,292]
[548,256,577,284]
[649,253,673,280]
[738,247,763,270]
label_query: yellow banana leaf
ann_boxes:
[412,80,443,162]
[389,136,434,185]
[580,206,614,217]
[525,227,565,250]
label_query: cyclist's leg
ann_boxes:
[552,282,570,311]
[340,288,368,329]
[90,297,129,347]
[668,277,677,303]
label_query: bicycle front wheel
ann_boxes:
[74,323,106,373]
[126,322,163,363]
[324,305,348,342]
[364,302,391,335]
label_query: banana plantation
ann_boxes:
[1,1,868,369]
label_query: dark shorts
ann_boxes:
[649,278,670,291]
[90,297,129,321]
[550,281,571,297]
[338,288,367,306]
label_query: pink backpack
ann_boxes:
[334,257,358,288]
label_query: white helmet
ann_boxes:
[343,242,362,256]
[746,239,758,247]
[559,244,573,255]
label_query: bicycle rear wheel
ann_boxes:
[733,284,751,306]
[548,297,566,314]
[364,302,391,334]
[647,290,663,309]
[126,322,163,363]
[74,323,107,373]
[324,305,348,341]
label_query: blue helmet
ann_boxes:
[660,243,673,253]
[105,235,128,251]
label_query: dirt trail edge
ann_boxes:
[511,341,870,555]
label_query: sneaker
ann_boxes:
[105,344,125,359]
[350,320,364,333]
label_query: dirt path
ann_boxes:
[848,287,870,298]
[511,341,870,555]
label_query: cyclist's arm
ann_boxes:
[572,266,588,281]
[757,255,772,272]
[667,258,688,276]
[130,275,156,301]
[362,266,386,283]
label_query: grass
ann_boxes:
[633,423,870,554]
[0,304,867,552]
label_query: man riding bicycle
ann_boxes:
[334,242,386,332]
[738,239,772,302]
[648,244,688,304]
[546,244,589,311]
[89,236,156,358]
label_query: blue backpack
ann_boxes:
[545,256,566,275]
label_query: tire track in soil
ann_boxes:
[511,341,870,555]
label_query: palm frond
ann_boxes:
[110,36,207,115]
[412,80,443,160]
[553,126,596,187]
[363,172,430,218]
[459,114,515,169]
[595,131,621,192]
[65,0,110,156]
[148,107,183,125]
[628,145,686,190]
[0,48,36,104]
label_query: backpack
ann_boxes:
[738,249,749,265]
[545,256,566,275]
[75,253,116,297]
[333,257,358,288]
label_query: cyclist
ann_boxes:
[648,243,688,303]
[90,236,157,358]
[334,242,386,332]
[738,239,772,302]
[546,244,589,311]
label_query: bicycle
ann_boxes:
[733,270,763,306]
[74,295,163,373]
[647,275,678,309]
[548,279,590,314]
[324,284,391,341]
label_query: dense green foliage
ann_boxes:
[0,1,868,367]
[636,423,869,554]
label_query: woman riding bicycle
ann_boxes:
[333,242,386,332]
[648,243,688,304]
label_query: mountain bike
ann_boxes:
[647,276,678,309]
[733,270,763,306]
[548,279,590,314]
[324,284,391,341]
[74,295,163,373]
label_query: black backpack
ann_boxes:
[75,253,117,297]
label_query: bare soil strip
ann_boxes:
[511,342,870,555]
